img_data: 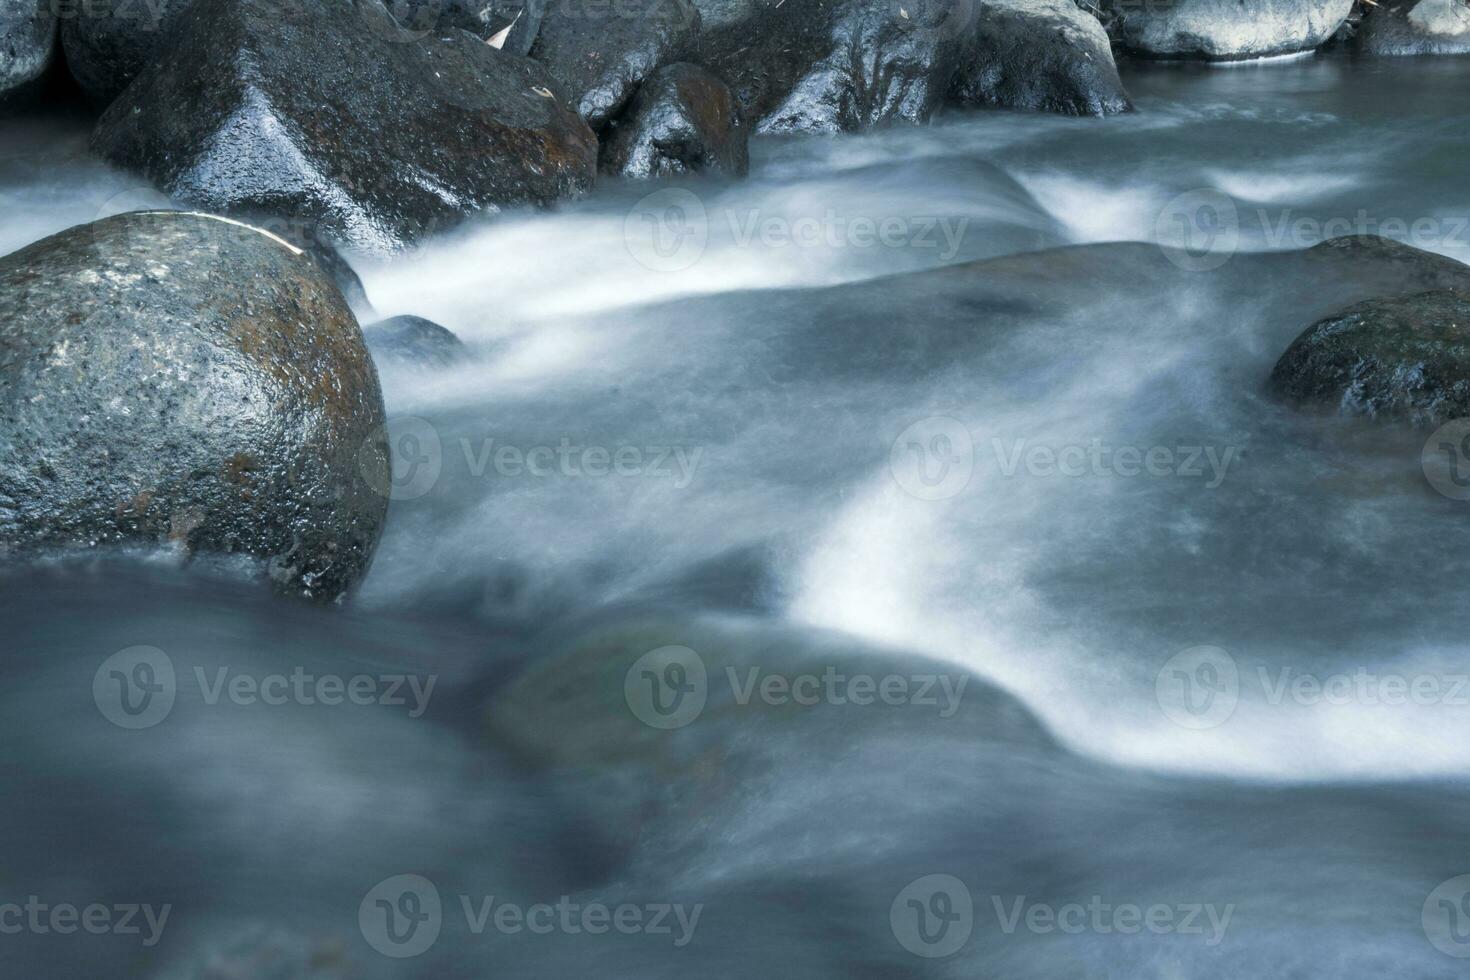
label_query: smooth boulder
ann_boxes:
[58,0,195,105]
[92,0,598,254]
[602,62,748,177]
[1270,289,1470,427]
[1358,0,1470,55]
[0,0,56,103]
[953,0,1130,115]
[1102,0,1354,60]
[363,315,467,369]
[530,0,700,129]
[0,211,390,600]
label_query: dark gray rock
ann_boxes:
[1102,0,1354,59]
[58,0,194,106]
[699,0,975,134]
[364,315,468,369]
[0,211,390,601]
[389,0,545,53]
[1,0,56,103]
[1304,235,1470,290]
[1271,288,1470,427]
[602,62,748,177]
[530,0,700,129]
[92,0,599,255]
[954,0,1130,115]
[1358,0,1470,55]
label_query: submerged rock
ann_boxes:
[954,0,1131,116]
[1102,0,1354,60]
[530,0,700,129]
[0,0,56,103]
[0,211,390,601]
[363,315,468,369]
[1270,289,1470,427]
[58,0,194,105]
[602,62,748,177]
[1358,0,1470,55]
[92,0,598,254]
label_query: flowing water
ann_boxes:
[4,54,1470,977]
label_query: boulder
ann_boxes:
[363,315,468,369]
[0,0,56,103]
[699,0,975,134]
[91,0,599,255]
[388,0,544,53]
[1102,0,1355,60]
[953,0,1130,116]
[602,62,748,177]
[0,211,390,601]
[530,0,700,129]
[58,0,195,106]
[1270,289,1470,427]
[1358,0,1470,55]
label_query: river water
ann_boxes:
[3,53,1470,977]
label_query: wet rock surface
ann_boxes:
[0,211,390,600]
[602,62,748,177]
[0,0,56,103]
[58,0,195,105]
[390,0,545,53]
[954,0,1130,115]
[1102,0,1354,59]
[530,0,701,129]
[363,315,468,369]
[91,0,599,254]
[1358,0,1470,55]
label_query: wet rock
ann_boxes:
[389,0,544,53]
[699,0,975,134]
[363,315,467,369]
[602,62,748,177]
[953,0,1130,116]
[0,211,390,601]
[91,0,598,255]
[1,0,56,103]
[1358,0,1470,55]
[1102,0,1354,59]
[305,244,375,316]
[1270,289,1470,427]
[1305,236,1470,292]
[530,0,700,129]
[57,0,194,106]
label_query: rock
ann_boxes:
[953,0,1130,116]
[389,0,544,53]
[602,62,748,177]
[58,0,194,105]
[1270,289,1470,427]
[1102,0,1355,60]
[0,211,390,601]
[1,0,56,104]
[530,0,700,129]
[1305,236,1470,292]
[91,0,599,255]
[363,315,467,369]
[1358,0,1470,55]
[699,0,975,134]
[305,244,375,316]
